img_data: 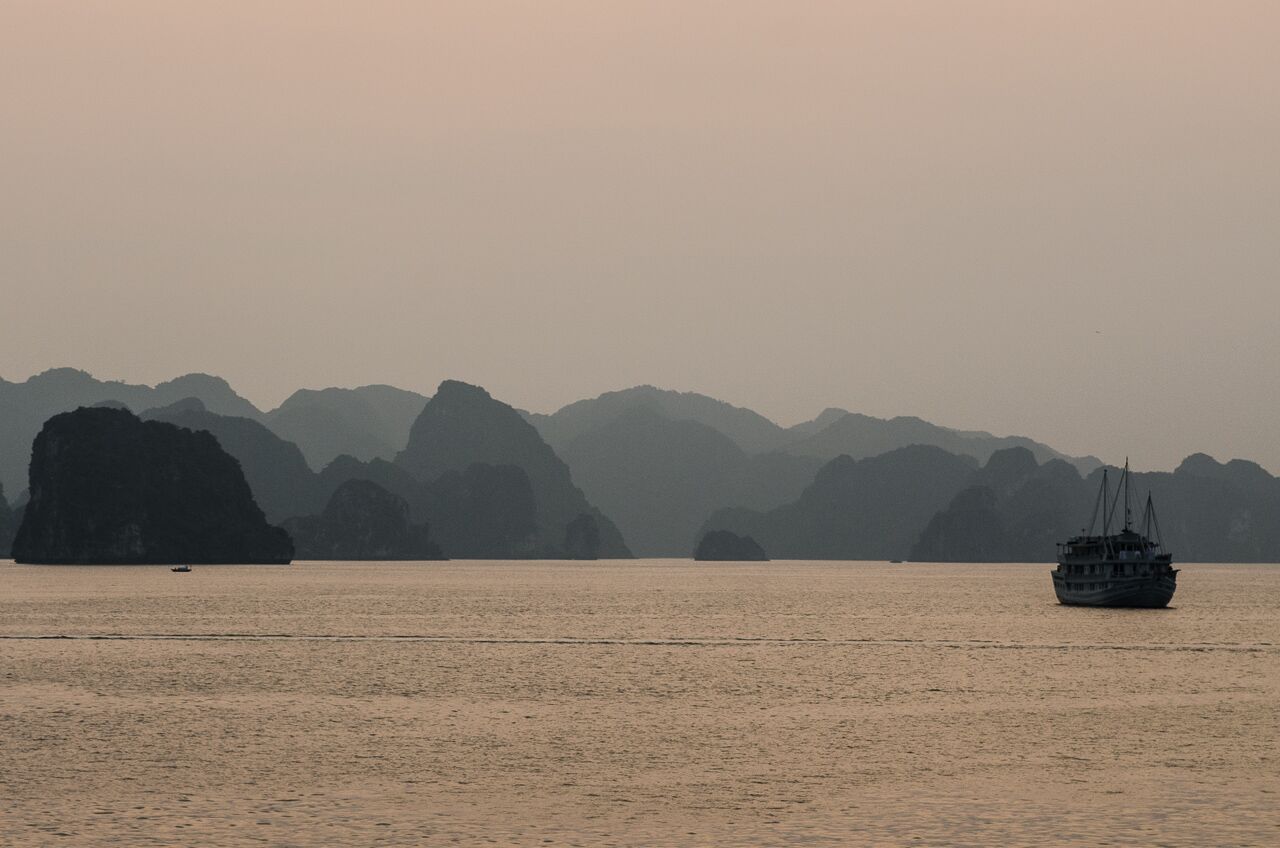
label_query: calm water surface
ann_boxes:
[2,560,1277,846]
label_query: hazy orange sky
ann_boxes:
[2,2,1278,471]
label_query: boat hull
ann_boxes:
[1052,572,1176,608]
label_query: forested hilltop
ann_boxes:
[2,369,1276,562]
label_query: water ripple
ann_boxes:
[0,633,1272,652]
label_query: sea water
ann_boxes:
[2,560,1277,846]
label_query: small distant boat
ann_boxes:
[1052,460,1177,608]
[171,564,192,573]
[889,559,904,564]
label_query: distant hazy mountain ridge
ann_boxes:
[702,444,1280,563]
[783,411,1100,473]
[283,479,443,561]
[396,380,631,558]
[3,369,1273,563]
[910,448,1280,563]
[141,399,326,524]
[701,445,979,561]
[0,368,266,497]
[265,385,428,470]
[531,385,790,455]
[555,405,821,556]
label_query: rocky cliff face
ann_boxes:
[12,407,292,564]
[283,479,442,560]
[396,380,631,558]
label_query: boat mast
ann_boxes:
[1101,468,1110,537]
[1123,458,1132,532]
[1146,492,1165,551]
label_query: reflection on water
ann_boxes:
[2,560,1277,846]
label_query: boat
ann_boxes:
[171,564,192,573]
[1052,460,1177,608]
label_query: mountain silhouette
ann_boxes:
[1146,456,1280,561]
[0,368,263,496]
[531,385,789,455]
[423,463,541,558]
[142,399,324,524]
[5,369,1279,563]
[397,380,631,557]
[909,448,1089,562]
[13,407,291,564]
[784,412,1099,473]
[783,407,851,441]
[701,445,978,560]
[911,448,1280,562]
[317,455,424,513]
[558,406,820,555]
[315,454,541,558]
[1175,453,1276,493]
[283,479,442,560]
[528,386,1101,556]
[265,385,428,470]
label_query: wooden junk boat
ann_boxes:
[1052,461,1177,608]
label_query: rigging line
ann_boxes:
[1146,491,1157,545]
[1148,492,1166,552]
[1105,463,1126,533]
[1087,469,1105,536]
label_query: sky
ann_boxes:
[2,2,1278,472]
